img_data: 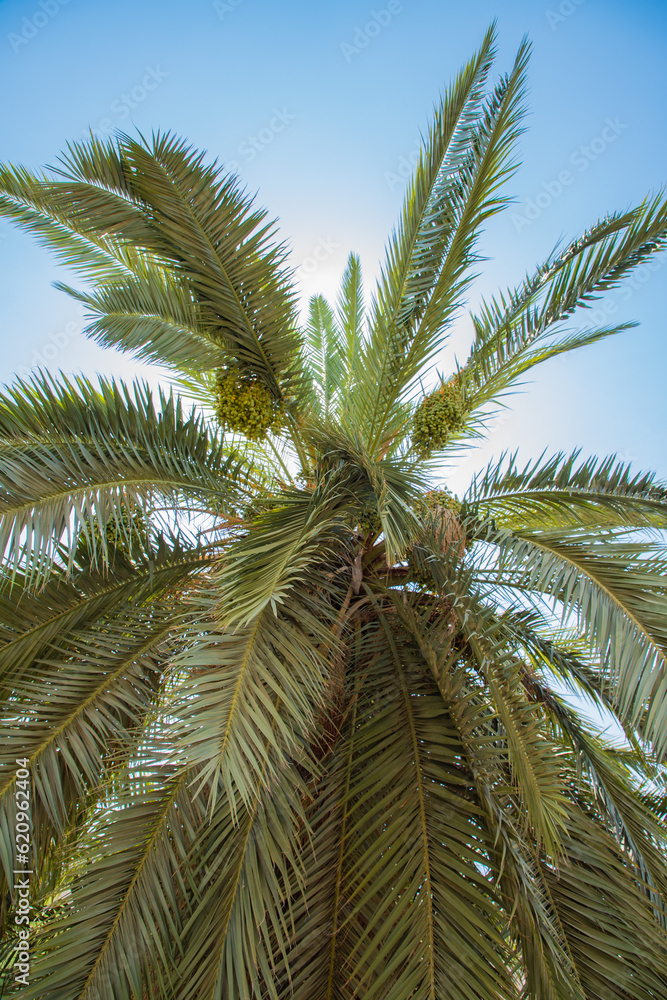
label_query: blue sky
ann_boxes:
[1,0,666,492]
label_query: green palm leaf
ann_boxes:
[460,198,667,417]
[19,763,199,1000]
[467,449,667,530]
[482,526,667,751]
[303,295,344,419]
[0,373,245,582]
[2,27,667,1000]
[355,31,529,451]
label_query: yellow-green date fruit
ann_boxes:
[214,371,283,441]
[412,375,466,455]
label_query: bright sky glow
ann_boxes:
[1,0,665,494]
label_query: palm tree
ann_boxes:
[1,25,667,999]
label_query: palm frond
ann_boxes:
[19,763,200,1000]
[216,477,357,627]
[461,198,667,412]
[392,581,570,857]
[55,263,228,373]
[0,532,204,692]
[173,762,309,1000]
[0,373,245,582]
[0,535,208,910]
[321,606,516,1000]
[169,573,340,814]
[537,683,667,907]
[480,524,667,755]
[467,450,667,531]
[336,251,365,386]
[543,807,667,998]
[356,32,529,452]
[0,133,303,397]
[303,295,344,419]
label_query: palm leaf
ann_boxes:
[356,32,529,452]
[325,601,517,999]
[0,373,245,582]
[18,763,199,1000]
[481,525,667,754]
[0,133,303,397]
[303,295,344,419]
[467,450,667,531]
[461,198,667,414]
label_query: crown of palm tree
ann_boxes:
[1,25,667,1000]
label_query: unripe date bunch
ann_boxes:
[214,370,284,441]
[420,489,461,516]
[412,375,466,455]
